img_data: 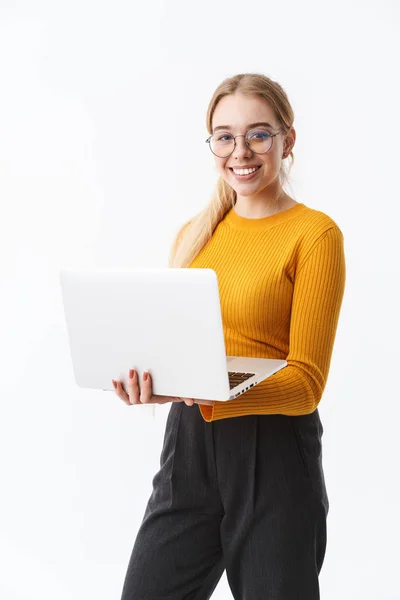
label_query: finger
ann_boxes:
[138,374,175,405]
[139,371,152,404]
[183,398,195,406]
[127,369,141,404]
[112,380,131,405]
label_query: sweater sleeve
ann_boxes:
[198,226,346,422]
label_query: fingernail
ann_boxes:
[143,372,149,381]
[129,369,134,379]
[112,380,117,388]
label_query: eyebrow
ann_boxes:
[213,121,275,133]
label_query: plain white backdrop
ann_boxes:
[1,1,399,598]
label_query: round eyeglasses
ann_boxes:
[205,128,282,158]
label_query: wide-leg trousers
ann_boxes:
[120,401,329,600]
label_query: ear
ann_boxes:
[284,126,296,156]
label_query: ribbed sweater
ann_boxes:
[183,202,346,422]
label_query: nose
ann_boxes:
[232,135,252,161]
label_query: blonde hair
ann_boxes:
[168,73,296,269]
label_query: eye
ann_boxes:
[248,130,272,140]
[217,134,233,141]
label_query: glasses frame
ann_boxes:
[205,129,283,158]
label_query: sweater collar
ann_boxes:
[224,202,307,230]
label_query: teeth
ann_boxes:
[232,167,259,175]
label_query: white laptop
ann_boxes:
[59,267,287,402]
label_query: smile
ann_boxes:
[229,165,262,180]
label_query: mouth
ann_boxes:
[228,165,262,180]
[228,165,262,172]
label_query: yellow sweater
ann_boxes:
[184,202,346,422]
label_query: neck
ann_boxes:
[234,188,287,219]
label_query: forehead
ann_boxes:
[212,93,277,131]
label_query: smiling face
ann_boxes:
[211,92,295,205]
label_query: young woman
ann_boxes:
[113,72,346,599]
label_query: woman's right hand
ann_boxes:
[112,369,196,407]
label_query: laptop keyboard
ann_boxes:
[228,371,255,390]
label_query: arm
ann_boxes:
[198,226,346,422]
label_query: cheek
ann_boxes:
[215,160,229,178]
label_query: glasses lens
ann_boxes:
[246,129,273,154]
[210,129,273,157]
[210,132,235,157]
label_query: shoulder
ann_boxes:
[292,205,345,273]
[293,205,345,260]
[299,204,344,239]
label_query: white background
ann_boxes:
[1,1,399,598]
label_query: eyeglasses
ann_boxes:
[205,128,283,158]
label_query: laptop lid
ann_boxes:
[59,267,233,401]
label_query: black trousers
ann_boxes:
[120,401,329,600]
